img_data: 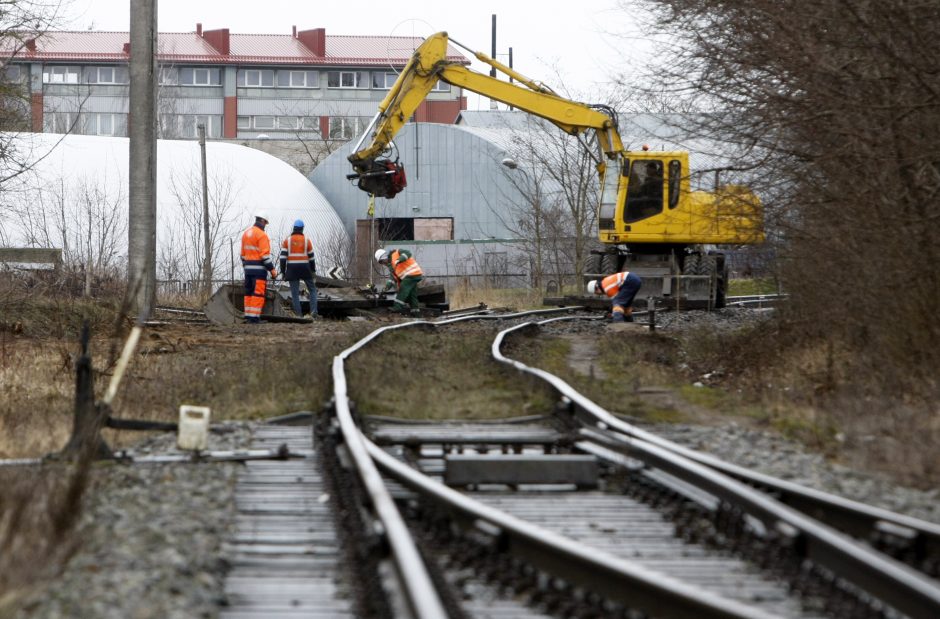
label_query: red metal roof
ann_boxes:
[8,29,469,67]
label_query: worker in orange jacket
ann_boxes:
[587,271,642,322]
[375,248,423,316]
[279,219,317,318]
[240,211,277,323]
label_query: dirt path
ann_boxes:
[564,334,607,380]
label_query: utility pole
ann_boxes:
[198,124,211,297]
[489,14,498,110]
[128,0,157,315]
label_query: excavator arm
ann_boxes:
[347,31,624,198]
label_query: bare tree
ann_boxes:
[624,0,940,389]
[11,173,127,295]
[0,1,75,192]
[318,223,354,280]
[163,162,241,290]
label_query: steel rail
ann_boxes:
[526,316,940,566]
[334,307,771,617]
[332,353,448,619]
[491,318,940,619]
[364,437,775,619]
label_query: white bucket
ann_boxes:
[177,405,211,451]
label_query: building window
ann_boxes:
[237,69,275,87]
[300,116,319,132]
[4,65,23,81]
[236,116,251,130]
[253,116,275,130]
[431,80,451,92]
[179,67,221,86]
[42,66,79,84]
[327,70,367,89]
[158,67,179,85]
[84,113,127,136]
[159,114,222,138]
[376,218,414,241]
[328,116,368,139]
[276,116,298,130]
[84,66,128,85]
[43,111,79,134]
[277,70,318,88]
[372,72,399,89]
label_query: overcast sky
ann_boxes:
[62,0,647,111]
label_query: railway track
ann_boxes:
[291,307,939,619]
[205,307,940,617]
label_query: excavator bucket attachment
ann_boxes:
[351,159,407,199]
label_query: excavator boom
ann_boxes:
[347,31,624,198]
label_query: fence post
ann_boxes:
[62,323,112,459]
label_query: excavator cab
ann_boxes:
[624,159,665,222]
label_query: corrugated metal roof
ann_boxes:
[8,29,469,67]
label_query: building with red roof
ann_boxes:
[4,24,469,140]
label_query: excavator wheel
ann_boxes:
[600,253,621,275]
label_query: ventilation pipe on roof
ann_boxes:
[292,25,297,38]
[25,38,36,52]
[196,23,202,36]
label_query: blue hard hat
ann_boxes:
[293,219,304,228]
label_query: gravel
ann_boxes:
[12,307,937,618]
[635,419,940,524]
[15,423,252,619]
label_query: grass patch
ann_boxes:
[727,277,780,296]
[0,462,89,615]
[346,326,557,420]
[446,286,546,311]
[679,383,733,410]
[508,331,693,423]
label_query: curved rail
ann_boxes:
[330,308,771,618]
[491,318,940,619]
[503,316,940,560]
[333,339,448,618]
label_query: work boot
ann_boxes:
[409,308,421,317]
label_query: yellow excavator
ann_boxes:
[347,32,764,307]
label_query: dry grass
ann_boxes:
[446,285,546,312]
[0,318,369,458]
[346,325,558,420]
[675,319,939,486]
[0,462,89,615]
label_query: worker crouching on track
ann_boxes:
[240,211,277,324]
[588,271,642,322]
[375,248,423,316]
[279,219,318,319]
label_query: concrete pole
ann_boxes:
[128,0,158,315]
[489,14,498,110]
[198,124,211,297]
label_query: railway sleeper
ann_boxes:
[443,454,600,489]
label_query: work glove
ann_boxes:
[270,270,278,280]
[383,279,395,292]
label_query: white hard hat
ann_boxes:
[255,210,270,222]
[587,280,599,295]
[374,249,388,263]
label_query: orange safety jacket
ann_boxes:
[389,249,423,284]
[241,224,275,276]
[279,233,315,280]
[600,272,632,298]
